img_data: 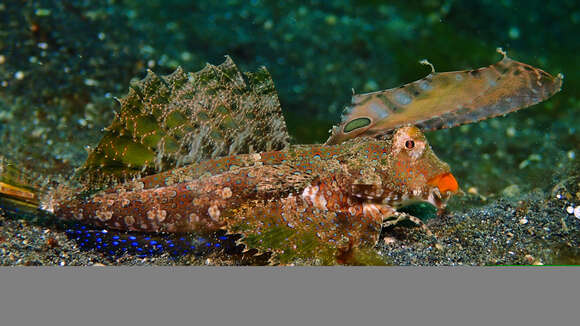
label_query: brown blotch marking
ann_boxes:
[221,187,233,199]
[208,205,220,220]
[157,209,167,222]
[95,210,113,222]
[146,208,167,222]
[124,215,135,226]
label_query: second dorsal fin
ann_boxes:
[77,56,290,188]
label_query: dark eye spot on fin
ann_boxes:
[343,117,371,133]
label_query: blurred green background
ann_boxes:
[0,0,578,196]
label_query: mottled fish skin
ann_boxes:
[54,126,458,263]
[326,49,564,145]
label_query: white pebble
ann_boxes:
[84,78,98,86]
[508,27,520,39]
[506,126,516,137]
[519,218,528,225]
[0,54,5,64]
[575,207,580,219]
[14,71,24,80]
[567,206,575,214]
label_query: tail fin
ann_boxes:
[0,156,45,219]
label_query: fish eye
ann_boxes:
[405,140,415,149]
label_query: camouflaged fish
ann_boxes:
[0,49,563,264]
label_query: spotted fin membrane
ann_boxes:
[77,56,290,189]
[326,49,563,145]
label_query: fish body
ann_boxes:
[54,126,457,263]
[1,51,562,264]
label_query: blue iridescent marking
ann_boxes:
[394,91,412,105]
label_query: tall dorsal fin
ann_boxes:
[326,49,564,145]
[78,56,290,188]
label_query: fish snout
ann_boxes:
[427,172,459,194]
[425,172,459,211]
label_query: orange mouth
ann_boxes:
[428,172,459,193]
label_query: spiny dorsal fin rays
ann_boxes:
[325,49,564,145]
[77,56,290,189]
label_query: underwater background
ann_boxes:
[0,0,578,265]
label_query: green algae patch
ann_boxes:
[398,202,438,222]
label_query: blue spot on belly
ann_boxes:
[64,223,244,259]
